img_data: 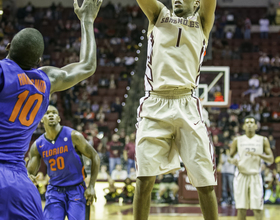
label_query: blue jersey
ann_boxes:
[0,59,50,165]
[36,126,85,186]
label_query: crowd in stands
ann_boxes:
[2,1,280,206]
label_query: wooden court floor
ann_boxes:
[42,201,280,220]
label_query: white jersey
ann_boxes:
[237,134,264,175]
[144,6,207,92]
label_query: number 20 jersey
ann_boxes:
[237,134,264,175]
[0,59,50,165]
[36,126,85,187]
[144,6,207,92]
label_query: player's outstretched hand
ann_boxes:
[84,185,97,205]
[74,0,103,22]
[28,173,39,185]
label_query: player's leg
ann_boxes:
[196,186,218,220]
[0,165,43,220]
[66,184,87,220]
[250,174,264,220]
[133,176,156,220]
[237,209,247,220]
[176,96,218,219]
[253,209,263,220]
[44,185,67,220]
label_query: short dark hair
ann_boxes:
[243,115,257,124]
[9,28,44,69]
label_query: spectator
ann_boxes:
[271,54,280,71]
[242,85,263,103]
[248,75,259,88]
[221,46,232,60]
[74,107,84,125]
[123,133,136,175]
[157,171,179,204]
[107,134,123,174]
[97,165,109,180]
[111,97,122,118]
[259,15,269,39]
[128,167,137,180]
[49,93,57,107]
[244,17,251,39]
[119,178,135,204]
[91,100,100,113]
[267,3,276,25]
[98,75,110,88]
[111,164,128,180]
[264,177,280,204]
[83,107,95,123]
[103,178,119,203]
[259,53,270,73]
[101,99,111,113]
[219,148,235,205]
[268,134,276,151]
[96,107,106,123]
[109,74,116,89]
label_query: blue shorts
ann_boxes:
[0,163,43,220]
[44,183,86,220]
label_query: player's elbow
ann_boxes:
[80,60,97,77]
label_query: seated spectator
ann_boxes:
[111,97,122,118]
[270,81,280,97]
[98,76,110,88]
[111,164,128,180]
[271,54,280,71]
[242,85,263,103]
[103,178,119,203]
[221,46,232,59]
[248,75,259,88]
[97,165,109,180]
[157,171,179,204]
[264,177,280,204]
[272,108,280,122]
[91,100,100,113]
[244,17,251,39]
[109,74,116,89]
[259,53,270,73]
[101,99,111,113]
[268,134,276,151]
[119,178,135,204]
[49,93,57,107]
[96,107,106,123]
[261,106,272,122]
[83,107,95,123]
[128,167,137,180]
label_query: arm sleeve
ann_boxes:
[0,67,3,92]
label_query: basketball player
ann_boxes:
[134,0,217,220]
[228,116,274,220]
[0,0,102,219]
[27,105,100,220]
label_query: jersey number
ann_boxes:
[49,157,65,171]
[9,90,43,126]
[245,148,256,156]
[176,28,182,47]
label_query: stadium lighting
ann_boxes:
[122,102,125,106]
[124,94,128,98]
[136,50,140,54]
[142,29,146,34]
[138,43,142,47]
[0,10,3,15]
[126,86,130,90]
[140,36,144,40]
[131,71,135,75]
[117,119,121,123]
[135,57,139,61]
[114,128,118,132]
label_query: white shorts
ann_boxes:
[135,89,216,187]
[234,173,263,210]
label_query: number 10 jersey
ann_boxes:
[0,59,50,165]
[237,134,264,175]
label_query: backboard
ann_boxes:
[195,66,230,107]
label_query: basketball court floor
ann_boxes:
[42,201,279,220]
[90,202,280,220]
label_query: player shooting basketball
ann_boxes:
[134,0,218,220]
